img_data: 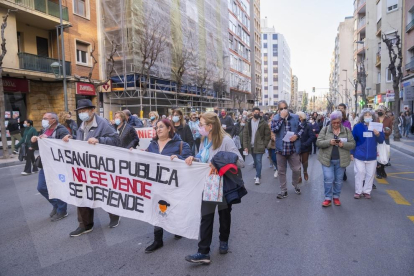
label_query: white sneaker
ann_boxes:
[255,177,260,185]
[21,172,31,176]
[274,170,278,178]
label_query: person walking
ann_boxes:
[376,106,392,180]
[147,111,159,128]
[268,120,278,178]
[184,112,244,264]
[243,107,271,185]
[188,112,201,155]
[219,109,234,135]
[271,100,304,199]
[172,109,194,150]
[398,112,405,136]
[6,113,21,154]
[309,116,320,154]
[31,112,69,221]
[404,111,412,137]
[64,99,121,237]
[114,111,139,149]
[297,112,316,183]
[317,111,355,207]
[237,117,246,161]
[15,120,38,175]
[351,109,385,199]
[144,119,192,253]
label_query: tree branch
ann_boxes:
[88,40,118,88]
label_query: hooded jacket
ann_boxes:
[146,133,192,160]
[211,151,247,205]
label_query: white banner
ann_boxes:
[135,127,156,149]
[38,138,210,239]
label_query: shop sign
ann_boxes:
[386,90,395,102]
[76,82,96,96]
[403,85,414,101]
[3,77,30,93]
[101,80,112,93]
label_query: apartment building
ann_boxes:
[261,18,291,108]
[250,0,261,107]
[353,0,403,111]
[402,0,414,111]
[0,0,101,129]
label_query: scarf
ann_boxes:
[196,138,212,163]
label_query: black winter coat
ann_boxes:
[219,115,234,135]
[211,151,247,205]
[115,123,139,149]
[300,122,316,153]
[175,123,194,149]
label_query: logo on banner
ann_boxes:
[158,200,170,217]
[59,174,66,183]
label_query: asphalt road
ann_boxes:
[1,149,414,276]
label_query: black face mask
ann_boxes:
[66,119,72,125]
[378,112,384,117]
[253,114,260,119]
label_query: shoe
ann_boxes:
[363,193,371,199]
[70,227,93,237]
[109,217,121,228]
[13,150,18,154]
[304,172,309,181]
[373,184,377,189]
[32,170,38,173]
[51,212,68,222]
[21,172,31,176]
[185,252,211,264]
[255,177,260,185]
[277,191,288,199]
[322,200,332,207]
[145,241,163,253]
[298,177,302,184]
[376,174,382,179]
[274,170,278,178]
[343,172,347,181]
[354,193,361,199]
[333,198,341,206]
[49,207,57,218]
[219,241,229,254]
[174,235,182,240]
[295,188,301,195]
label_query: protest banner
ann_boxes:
[38,138,210,239]
[135,127,156,149]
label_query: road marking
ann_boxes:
[408,216,414,223]
[375,177,389,184]
[386,190,411,206]
[387,172,414,181]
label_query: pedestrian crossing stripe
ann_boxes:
[375,177,389,184]
[408,216,414,223]
[386,190,411,206]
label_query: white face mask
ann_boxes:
[42,119,50,129]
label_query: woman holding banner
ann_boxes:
[144,119,192,253]
[172,109,194,150]
[113,111,139,150]
[184,111,244,264]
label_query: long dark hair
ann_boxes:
[154,119,175,140]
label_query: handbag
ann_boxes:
[35,156,43,169]
[18,143,27,161]
[377,141,389,165]
[202,169,223,202]
[233,135,241,149]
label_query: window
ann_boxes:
[263,43,267,48]
[273,94,278,98]
[386,67,393,82]
[272,34,278,40]
[263,34,267,40]
[17,32,23,53]
[387,0,398,12]
[74,0,87,17]
[76,41,90,65]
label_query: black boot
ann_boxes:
[145,240,163,253]
[343,171,347,181]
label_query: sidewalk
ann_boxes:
[389,134,414,157]
[0,149,25,168]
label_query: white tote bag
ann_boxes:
[377,142,389,165]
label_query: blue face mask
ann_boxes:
[79,112,91,122]
[114,119,121,125]
[172,116,180,123]
[364,117,373,123]
[150,116,155,121]
[23,124,28,128]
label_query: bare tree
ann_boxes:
[88,41,118,89]
[136,14,167,112]
[0,10,13,159]
[382,33,403,141]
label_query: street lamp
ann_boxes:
[50,62,61,78]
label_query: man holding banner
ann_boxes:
[62,99,121,237]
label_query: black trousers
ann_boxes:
[77,207,119,229]
[239,148,245,161]
[198,202,232,254]
[24,148,37,173]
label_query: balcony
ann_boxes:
[376,19,382,36]
[407,19,414,33]
[406,58,414,71]
[354,0,366,14]
[8,0,69,20]
[357,17,366,33]
[18,52,71,75]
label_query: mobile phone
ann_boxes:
[334,139,341,143]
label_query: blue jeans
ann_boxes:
[268,148,278,170]
[404,124,411,136]
[322,160,345,200]
[37,169,67,214]
[251,152,263,178]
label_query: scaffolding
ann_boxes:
[100,0,232,115]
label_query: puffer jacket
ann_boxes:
[146,133,192,160]
[351,123,385,161]
[316,125,356,167]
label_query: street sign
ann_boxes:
[101,80,112,93]
[403,85,414,101]
[386,90,395,102]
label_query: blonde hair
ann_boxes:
[149,111,159,120]
[58,111,70,127]
[114,111,126,122]
[296,111,306,120]
[200,111,229,150]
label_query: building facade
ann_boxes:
[260,18,291,109]
[0,0,101,130]
[250,0,261,107]
[402,0,414,111]
[290,74,298,111]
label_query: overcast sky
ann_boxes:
[260,0,354,96]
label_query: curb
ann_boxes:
[0,159,23,168]
[390,144,414,158]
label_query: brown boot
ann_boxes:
[304,172,309,181]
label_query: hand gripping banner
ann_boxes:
[38,139,210,239]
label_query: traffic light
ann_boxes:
[312,87,315,93]
[359,100,365,106]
